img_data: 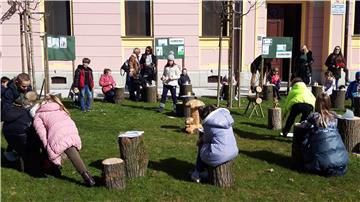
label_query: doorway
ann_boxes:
[267,3,302,81]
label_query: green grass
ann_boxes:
[1,98,360,201]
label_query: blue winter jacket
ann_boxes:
[302,112,349,176]
[200,108,239,167]
[345,71,360,99]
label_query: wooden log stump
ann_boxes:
[176,101,184,117]
[114,87,125,104]
[208,160,235,188]
[354,97,360,117]
[337,117,360,153]
[118,134,149,179]
[262,84,274,101]
[180,95,195,118]
[180,84,192,97]
[292,123,308,168]
[102,158,126,190]
[312,85,323,98]
[145,85,157,103]
[331,89,346,110]
[268,107,281,130]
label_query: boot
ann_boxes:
[81,171,95,187]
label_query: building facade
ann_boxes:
[1,0,359,91]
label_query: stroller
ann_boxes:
[68,84,80,108]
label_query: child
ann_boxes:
[99,68,116,103]
[345,71,360,108]
[267,68,281,100]
[157,54,180,112]
[191,105,238,183]
[300,93,348,176]
[33,94,95,186]
[220,75,236,100]
[1,76,10,96]
[324,71,335,96]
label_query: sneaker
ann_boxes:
[190,171,200,183]
[156,107,164,113]
[3,151,17,162]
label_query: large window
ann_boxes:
[45,0,71,35]
[354,1,360,35]
[125,0,151,36]
[202,1,228,37]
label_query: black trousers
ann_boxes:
[283,103,313,133]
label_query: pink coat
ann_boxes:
[33,102,81,165]
[99,74,116,94]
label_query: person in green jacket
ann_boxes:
[282,77,316,137]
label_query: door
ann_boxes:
[267,19,284,77]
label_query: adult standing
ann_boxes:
[74,58,94,112]
[250,55,272,91]
[294,45,314,85]
[325,46,349,88]
[128,54,142,101]
[140,46,157,86]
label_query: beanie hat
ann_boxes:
[168,54,175,61]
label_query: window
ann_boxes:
[45,0,71,35]
[202,1,228,37]
[125,0,151,36]
[354,1,360,35]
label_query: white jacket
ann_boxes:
[162,65,180,86]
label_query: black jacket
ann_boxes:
[178,74,191,86]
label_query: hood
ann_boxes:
[292,82,307,91]
[356,71,360,81]
[37,102,61,113]
[202,108,234,129]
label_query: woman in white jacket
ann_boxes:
[157,54,180,112]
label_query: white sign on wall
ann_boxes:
[331,3,346,15]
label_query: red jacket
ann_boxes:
[99,74,116,93]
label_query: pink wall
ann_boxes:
[242,1,256,71]
[309,1,325,70]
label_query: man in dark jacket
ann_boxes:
[73,58,94,112]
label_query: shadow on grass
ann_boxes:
[239,149,294,170]
[121,104,159,112]
[241,121,268,129]
[234,128,291,143]
[160,125,183,133]
[89,159,103,171]
[148,158,194,181]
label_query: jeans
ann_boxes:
[104,90,115,103]
[283,103,313,133]
[195,145,207,172]
[79,85,92,111]
[160,85,177,107]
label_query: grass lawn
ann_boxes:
[1,97,360,201]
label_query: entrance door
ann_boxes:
[267,4,302,81]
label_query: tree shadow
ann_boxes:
[148,158,194,181]
[239,149,294,170]
[121,104,158,112]
[233,128,291,143]
[241,121,268,129]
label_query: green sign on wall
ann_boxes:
[47,35,76,61]
[261,37,293,59]
[155,38,185,59]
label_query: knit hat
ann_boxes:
[168,54,175,61]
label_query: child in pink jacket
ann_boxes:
[99,68,116,102]
[33,94,95,187]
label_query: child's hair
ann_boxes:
[324,71,333,78]
[315,92,335,128]
[82,58,91,64]
[42,94,70,116]
[1,76,10,84]
[103,68,111,74]
[198,105,217,121]
[291,77,303,85]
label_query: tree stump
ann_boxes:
[311,85,323,98]
[180,95,195,118]
[262,84,274,101]
[114,87,125,104]
[176,101,184,117]
[208,160,235,188]
[102,158,126,190]
[337,117,360,153]
[292,123,308,168]
[118,135,149,179]
[331,89,346,110]
[145,85,157,103]
[354,97,360,117]
[180,84,192,97]
[268,107,281,130]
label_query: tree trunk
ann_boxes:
[292,124,308,168]
[353,97,360,117]
[337,117,360,153]
[114,87,125,104]
[268,107,281,130]
[208,160,235,188]
[262,84,274,101]
[331,89,346,110]
[26,5,36,92]
[145,85,157,103]
[102,158,126,190]
[180,84,192,97]
[311,85,323,98]
[118,135,149,179]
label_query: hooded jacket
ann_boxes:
[345,71,360,99]
[200,108,239,167]
[284,82,316,116]
[33,102,82,165]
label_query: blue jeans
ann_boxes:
[195,144,207,172]
[104,90,115,103]
[79,85,92,111]
[160,85,177,107]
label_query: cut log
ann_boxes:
[292,123,308,168]
[262,84,273,101]
[353,97,360,117]
[268,107,281,130]
[114,87,125,104]
[176,101,184,117]
[255,86,262,93]
[145,85,157,103]
[180,84,192,97]
[311,85,323,98]
[102,158,126,190]
[331,89,346,110]
[208,160,235,187]
[247,95,262,104]
[337,117,360,153]
[118,135,149,179]
[180,95,195,118]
